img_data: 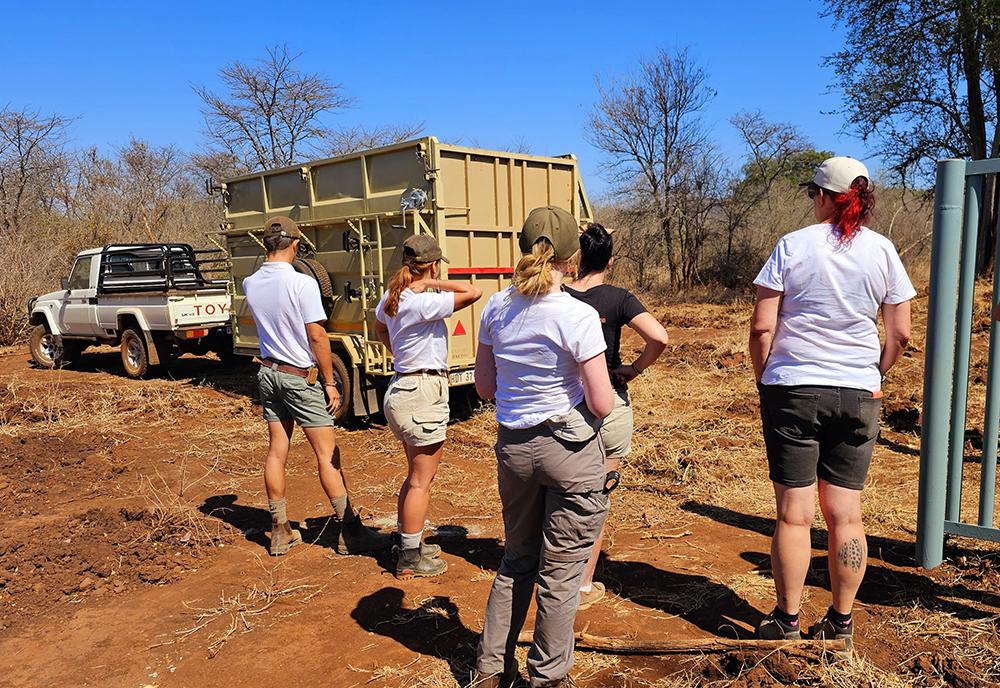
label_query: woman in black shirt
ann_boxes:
[564,223,669,608]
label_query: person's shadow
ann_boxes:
[199,494,389,562]
[351,587,481,686]
[435,525,761,639]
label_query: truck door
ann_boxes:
[58,256,100,336]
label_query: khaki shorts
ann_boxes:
[258,366,334,428]
[600,389,633,459]
[384,373,449,447]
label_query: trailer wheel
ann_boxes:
[121,327,158,379]
[293,258,334,316]
[329,350,351,423]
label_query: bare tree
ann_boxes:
[194,45,351,171]
[324,122,425,156]
[716,113,827,278]
[586,48,716,288]
[0,107,73,235]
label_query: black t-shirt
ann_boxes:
[563,284,647,386]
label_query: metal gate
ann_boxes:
[916,158,1000,568]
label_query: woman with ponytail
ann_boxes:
[470,206,614,688]
[565,223,669,610]
[374,234,482,579]
[749,157,914,648]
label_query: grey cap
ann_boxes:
[403,234,449,263]
[519,206,580,261]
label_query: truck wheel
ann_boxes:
[329,351,351,423]
[29,325,58,369]
[121,328,157,379]
[293,258,334,316]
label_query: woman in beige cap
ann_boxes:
[750,156,914,648]
[374,234,482,579]
[470,206,614,688]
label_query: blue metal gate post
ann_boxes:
[917,159,967,568]
[946,176,982,521]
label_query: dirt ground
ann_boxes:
[2,290,999,687]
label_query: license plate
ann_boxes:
[448,369,475,386]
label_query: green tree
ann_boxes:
[824,0,1000,271]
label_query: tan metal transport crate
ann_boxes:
[216,136,594,419]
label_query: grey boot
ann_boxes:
[394,546,447,579]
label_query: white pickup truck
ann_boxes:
[27,243,234,378]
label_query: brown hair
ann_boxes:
[382,261,434,317]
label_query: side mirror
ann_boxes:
[61,277,70,291]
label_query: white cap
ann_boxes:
[806,156,870,194]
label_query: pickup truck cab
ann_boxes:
[28,243,233,378]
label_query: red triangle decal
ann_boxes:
[453,320,467,336]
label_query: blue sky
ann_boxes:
[5,1,857,196]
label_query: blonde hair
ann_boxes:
[512,240,582,297]
[383,261,434,317]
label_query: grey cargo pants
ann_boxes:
[475,422,609,687]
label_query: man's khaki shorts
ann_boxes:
[258,365,334,428]
[384,373,449,447]
[600,389,633,460]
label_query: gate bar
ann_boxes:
[979,187,1000,527]
[946,175,982,521]
[917,158,967,568]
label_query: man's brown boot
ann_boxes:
[269,520,302,556]
[335,519,392,555]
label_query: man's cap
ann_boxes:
[519,206,580,261]
[402,234,449,263]
[802,156,870,194]
[262,215,302,239]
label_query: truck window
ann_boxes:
[67,257,93,290]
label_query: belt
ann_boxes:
[397,369,448,377]
[256,356,315,380]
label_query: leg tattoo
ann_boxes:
[838,538,864,572]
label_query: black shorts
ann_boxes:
[758,384,882,491]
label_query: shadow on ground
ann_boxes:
[685,501,1000,619]
[351,587,480,686]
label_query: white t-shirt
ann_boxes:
[375,288,455,373]
[242,262,327,369]
[478,286,607,429]
[754,224,917,391]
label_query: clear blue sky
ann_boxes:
[5,0,859,196]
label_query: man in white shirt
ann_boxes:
[243,215,388,556]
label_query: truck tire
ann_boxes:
[29,325,84,369]
[29,324,58,369]
[329,350,351,423]
[293,258,334,316]
[120,327,158,379]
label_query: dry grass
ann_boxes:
[170,561,323,658]
[136,468,227,547]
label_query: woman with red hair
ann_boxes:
[749,157,914,649]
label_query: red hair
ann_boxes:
[828,177,875,242]
[382,261,433,317]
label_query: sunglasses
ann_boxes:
[807,186,821,200]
